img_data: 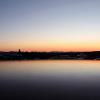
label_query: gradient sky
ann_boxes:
[0,0,100,51]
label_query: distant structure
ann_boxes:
[18,49,21,53]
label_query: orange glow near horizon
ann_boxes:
[0,40,100,52]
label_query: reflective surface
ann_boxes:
[0,60,100,99]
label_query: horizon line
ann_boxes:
[0,50,100,53]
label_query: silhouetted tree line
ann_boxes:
[0,51,100,60]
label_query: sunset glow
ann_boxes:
[0,0,100,52]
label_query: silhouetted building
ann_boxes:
[18,49,21,53]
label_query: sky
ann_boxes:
[0,0,100,51]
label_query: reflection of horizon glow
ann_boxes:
[0,61,100,98]
[0,60,100,79]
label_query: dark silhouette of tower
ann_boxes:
[18,49,21,53]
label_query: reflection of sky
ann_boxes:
[0,0,100,51]
[0,60,100,86]
[0,60,100,76]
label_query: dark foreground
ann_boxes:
[0,51,100,60]
[0,75,100,100]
